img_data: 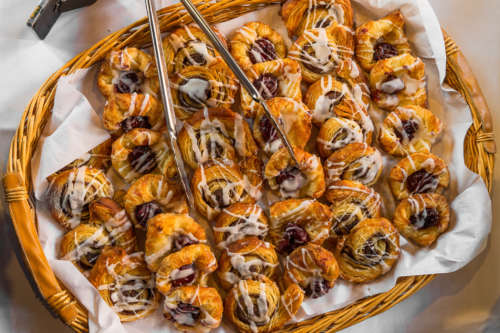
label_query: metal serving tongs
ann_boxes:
[178,0,300,166]
[145,0,194,209]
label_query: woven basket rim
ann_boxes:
[3,1,495,332]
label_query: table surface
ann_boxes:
[0,1,499,332]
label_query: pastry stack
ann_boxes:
[43,1,453,332]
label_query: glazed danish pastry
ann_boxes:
[253,97,312,155]
[369,53,427,111]
[97,47,158,98]
[389,152,450,200]
[326,180,382,236]
[284,243,339,298]
[265,146,325,199]
[289,25,354,83]
[48,166,113,229]
[102,92,164,133]
[213,203,269,248]
[304,75,374,143]
[217,236,279,290]
[163,286,223,332]
[355,10,411,71]
[230,22,287,69]
[89,198,137,253]
[89,247,158,322]
[178,108,259,169]
[145,213,207,272]
[124,174,188,229]
[269,198,332,253]
[225,276,304,333]
[335,218,400,283]
[155,244,217,295]
[46,139,113,183]
[240,58,302,118]
[171,60,238,120]
[378,105,443,156]
[163,24,227,75]
[393,193,450,247]
[192,161,257,220]
[317,117,364,158]
[281,0,354,37]
[324,142,383,187]
[59,224,110,271]
[111,128,177,183]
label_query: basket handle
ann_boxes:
[3,172,80,326]
[443,29,496,154]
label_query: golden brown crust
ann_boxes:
[163,286,223,331]
[217,236,279,290]
[240,58,302,118]
[317,117,364,158]
[192,161,258,220]
[59,224,111,272]
[355,10,411,71]
[393,193,450,247]
[304,74,374,142]
[253,97,312,155]
[48,166,114,229]
[111,128,177,183]
[281,0,354,37]
[145,213,207,272]
[230,21,287,70]
[378,105,443,156]
[265,146,325,199]
[289,24,354,83]
[389,152,450,200]
[324,142,383,187]
[89,197,137,253]
[178,108,259,169]
[124,174,188,229]
[170,60,238,120]
[88,247,158,322]
[369,53,427,111]
[156,244,217,295]
[283,243,339,298]
[102,93,164,133]
[224,276,304,333]
[335,218,400,283]
[326,180,382,236]
[269,198,332,253]
[97,47,158,98]
[213,203,269,248]
[163,23,227,75]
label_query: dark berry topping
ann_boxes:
[379,74,405,94]
[173,234,199,252]
[406,169,439,194]
[169,302,201,326]
[277,223,310,253]
[184,52,207,67]
[394,119,419,142]
[253,73,279,99]
[128,145,157,174]
[171,264,196,288]
[259,115,279,142]
[249,38,277,64]
[410,207,440,230]
[373,42,399,61]
[134,201,163,228]
[120,116,151,132]
[115,71,142,94]
[305,278,331,298]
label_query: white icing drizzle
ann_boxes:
[234,280,270,332]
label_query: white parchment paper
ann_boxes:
[30,1,492,332]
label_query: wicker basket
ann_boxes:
[2,1,495,332]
